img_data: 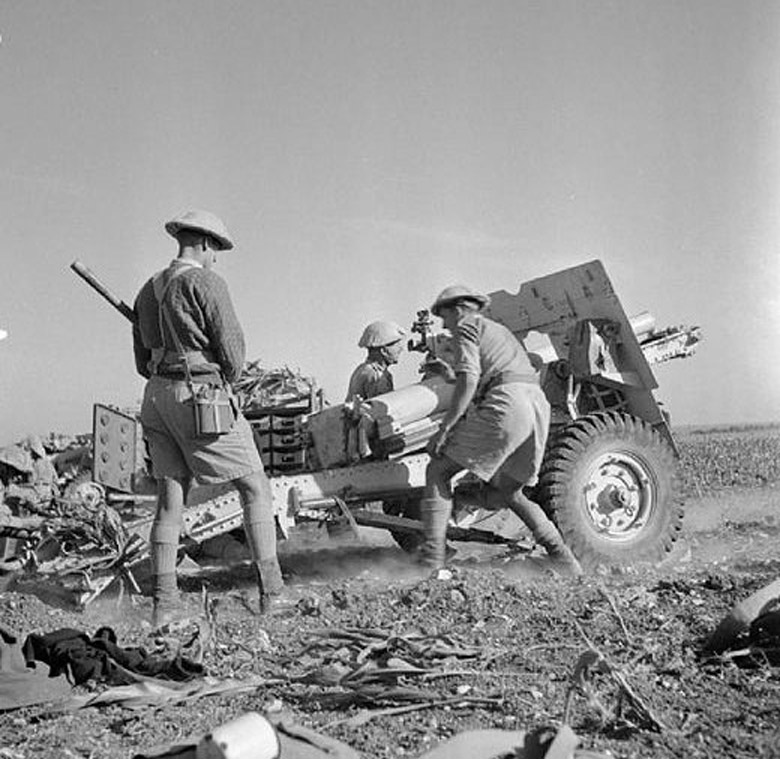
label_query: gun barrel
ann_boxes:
[70,260,135,323]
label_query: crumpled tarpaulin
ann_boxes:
[22,626,203,686]
[416,725,610,759]
[706,577,780,664]
[415,728,529,759]
[0,624,72,712]
[135,722,611,759]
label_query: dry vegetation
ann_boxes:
[676,423,780,495]
[1,424,779,759]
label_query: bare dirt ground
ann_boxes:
[1,483,779,759]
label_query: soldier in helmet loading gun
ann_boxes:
[419,285,583,575]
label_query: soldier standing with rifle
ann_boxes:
[131,209,284,626]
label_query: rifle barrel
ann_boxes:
[70,260,135,323]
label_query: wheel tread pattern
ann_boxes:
[538,412,683,569]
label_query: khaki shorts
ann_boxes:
[140,376,262,485]
[444,382,550,486]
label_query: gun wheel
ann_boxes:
[537,411,683,569]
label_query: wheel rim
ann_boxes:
[582,450,656,541]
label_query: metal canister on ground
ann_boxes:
[196,712,280,759]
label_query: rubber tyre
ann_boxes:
[382,498,423,553]
[536,411,683,569]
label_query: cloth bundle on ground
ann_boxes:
[22,626,204,686]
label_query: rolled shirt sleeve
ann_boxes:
[452,315,482,379]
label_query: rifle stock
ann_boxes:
[70,260,135,323]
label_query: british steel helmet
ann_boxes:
[431,285,490,316]
[358,321,407,348]
[165,209,234,251]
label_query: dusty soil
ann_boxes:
[1,485,779,759]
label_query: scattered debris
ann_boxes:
[706,577,780,653]
[564,645,666,734]
[134,713,360,759]
[234,361,321,414]
[2,495,144,608]
[22,625,204,686]
[73,673,274,711]
[706,577,780,666]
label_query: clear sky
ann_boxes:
[1,1,779,445]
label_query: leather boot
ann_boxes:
[419,497,452,569]
[254,559,285,613]
[505,490,583,576]
[243,488,285,613]
[534,533,584,576]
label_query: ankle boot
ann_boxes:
[505,490,583,576]
[534,533,583,576]
[256,559,284,594]
[419,497,452,569]
[252,559,285,614]
[242,489,283,606]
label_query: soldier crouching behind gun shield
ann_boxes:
[132,209,284,627]
[421,285,583,575]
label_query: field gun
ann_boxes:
[68,259,701,600]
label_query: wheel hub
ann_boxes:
[583,451,655,541]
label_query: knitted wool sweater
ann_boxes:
[132,260,246,383]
